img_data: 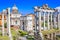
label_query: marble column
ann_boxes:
[39,11,44,40]
[53,14,56,29]
[34,13,37,32]
[38,11,41,32]
[47,12,50,39]
[59,13,60,30]
[53,33,56,40]
[7,8,12,40]
[47,12,50,30]
[43,12,45,30]
[2,10,4,36]
[57,13,60,30]
[51,33,53,40]
[51,12,53,29]
[50,12,54,40]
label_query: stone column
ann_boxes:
[38,11,41,32]
[51,12,53,29]
[7,8,12,40]
[35,13,37,32]
[51,33,53,40]
[43,12,45,30]
[2,10,4,36]
[57,13,60,30]
[53,33,56,40]
[53,14,56,29]
[47,12,50,30]
[47,12,50,39]
[34,12,37,40]
[39,11,44,40]
[50,12,54,40]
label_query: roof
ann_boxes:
[12,4,18,10]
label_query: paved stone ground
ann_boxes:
[18,37,27,40]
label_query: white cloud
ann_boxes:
[55,6,60,9]
[55,6,60,12]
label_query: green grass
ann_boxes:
[11,30,17,36]
[42,29,55,35]
[0,36,9,40]
[56,36,60,40]
[42,29,60,35]
[11,29,28,40]
[0,28,60,40]
[11,28,18,40]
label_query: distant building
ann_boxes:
[0,13,6,26]
[0,5,22,30]
[10,5,21,29]
[26,14,35,32]
[20,14,35,32]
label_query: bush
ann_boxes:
[11,30,17,36]
[11,29,17,40]
[18,30,28,36]
[13,36,16,40]
[27,35,34,40]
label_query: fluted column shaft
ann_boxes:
[38,11,41,32]
[47,12,50,30]
[43,12,45,30]
[2,13,4,36]
[7,8,12,40]
[53,14,56,28]
[57,13,60,30]
[51,12,53,29]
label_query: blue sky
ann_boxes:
[0,0,60,15]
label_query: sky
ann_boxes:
[0,0,60,15]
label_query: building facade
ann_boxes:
[20,14,35,32]
[10,5,21,28]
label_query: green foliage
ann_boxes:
[42,29,60,35]
[27,35,34,40]
[11,30,17,37]
[0,36,9,40]
[56,36,60,40]
[18,30,28,36]
[13,36,16,40]
[42,29,56,35]
[11,28,18,40]
[11,30,28,40]
[0,32,2,36]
